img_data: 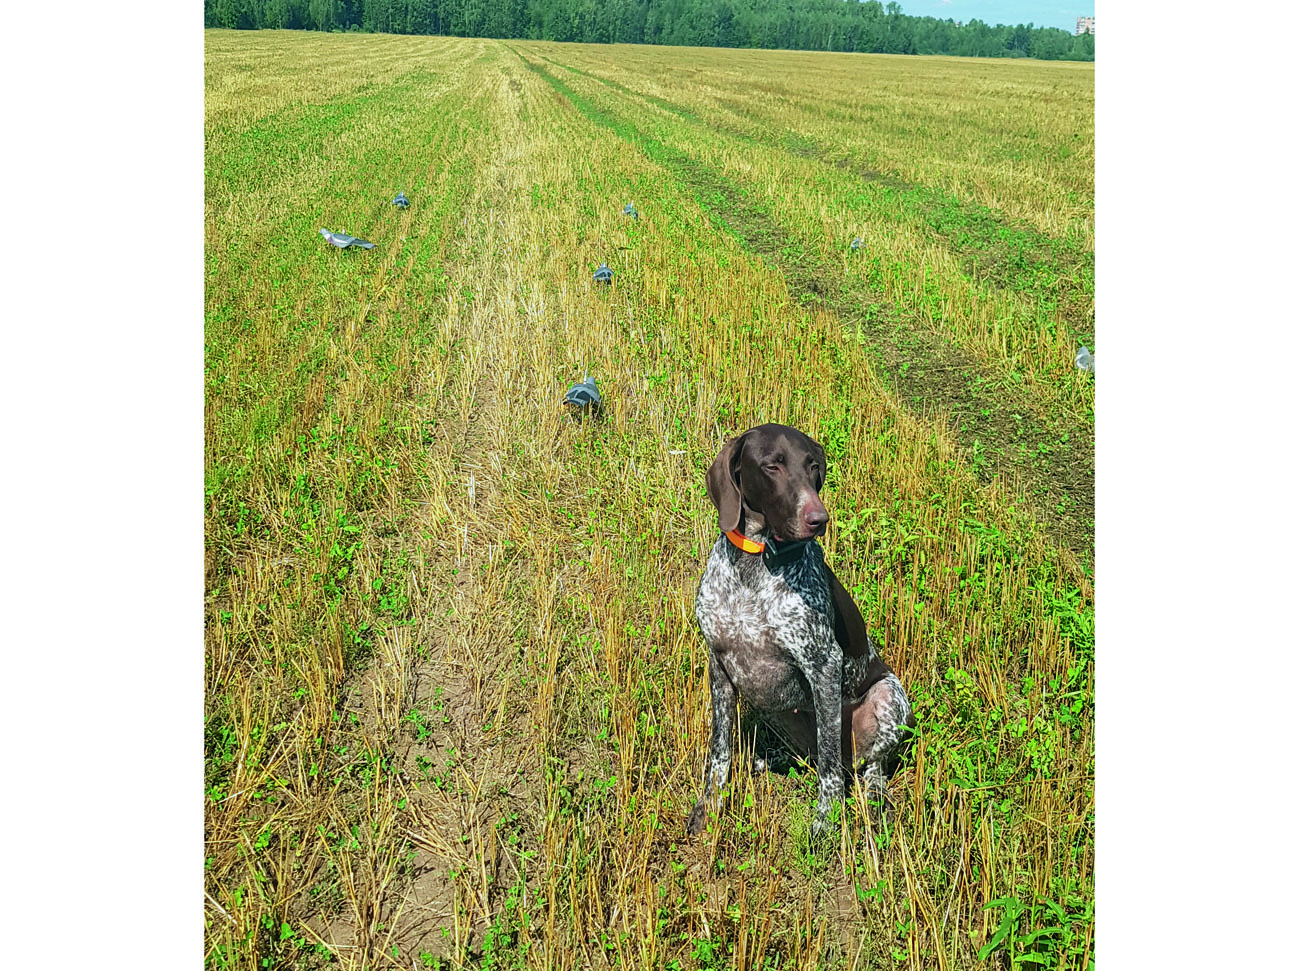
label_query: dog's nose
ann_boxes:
[805,507,829,534]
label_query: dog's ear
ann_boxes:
[706,432,747,533]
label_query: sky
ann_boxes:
[894,0,1093,33]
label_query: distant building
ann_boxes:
[1076,16,1095,35]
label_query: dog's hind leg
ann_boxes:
[844,674,915,823]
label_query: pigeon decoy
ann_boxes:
[320,228,375,250]
[562,375,602,419]
[623,202,639,220]
[593,263,613,285]
[392,191,410,209]
[851,235,866,251]
[1075,346,1095,374]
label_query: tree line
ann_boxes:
[205,0,1095,61]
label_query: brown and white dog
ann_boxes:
[688,424,915,840]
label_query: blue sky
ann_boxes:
[892,1,1093,33]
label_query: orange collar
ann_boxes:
[724,529,765,554]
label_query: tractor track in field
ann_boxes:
[259,64,551,968]
[541,56,1094,348]
[522,54,1094,566]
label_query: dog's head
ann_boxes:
[705,424,829,542]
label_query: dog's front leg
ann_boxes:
[809,654,845,842]
[687,648,736,835]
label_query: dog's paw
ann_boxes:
[758,752,793,774]
[858,772,893,828]
[751,738,792,775]
[858,797,889,833]
[808,812,837,846]
[685,802,708,836]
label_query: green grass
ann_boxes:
[206,30,1094,971]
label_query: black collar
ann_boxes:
[762,533,813,568]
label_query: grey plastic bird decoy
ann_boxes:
[392,191,410,209]
[563,375,602,418]
[623,202,639,220]
[320,228,375,250]
[1075,346,1095,374]
[851,236,866,251]
[593,263,613,284]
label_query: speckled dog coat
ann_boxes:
[687,424,914,841]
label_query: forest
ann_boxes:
[204,0,1095,61]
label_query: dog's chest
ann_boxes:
[695,540,833,709]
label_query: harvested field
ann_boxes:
[205,31,1094,970]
